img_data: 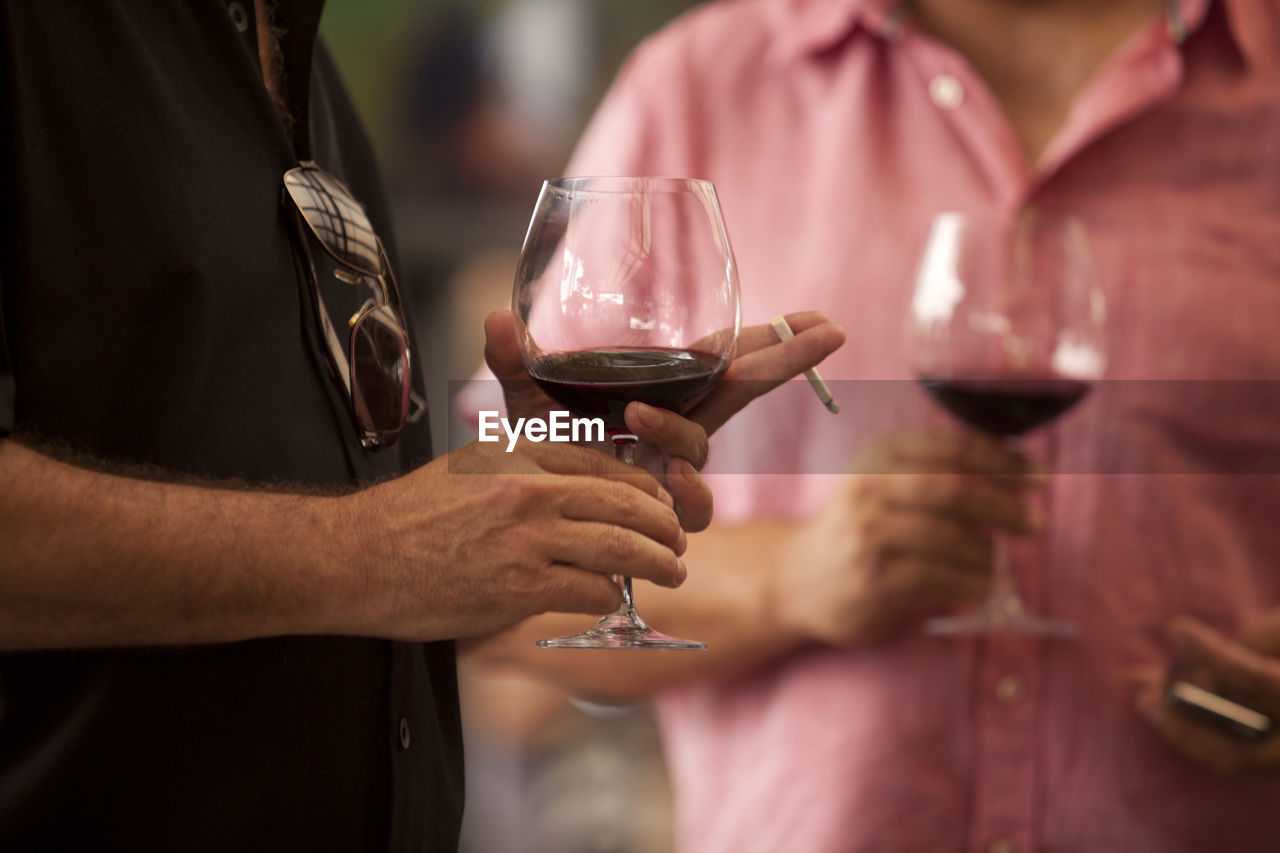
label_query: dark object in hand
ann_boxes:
[1165,680,1272,741]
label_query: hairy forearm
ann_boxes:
[462,519,811,702]
[0,439,358,649]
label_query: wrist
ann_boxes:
[277,491,372,637]
[756,521,819,647]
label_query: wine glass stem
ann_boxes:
[611,433,647,626]
[614,433,636,466]
[989,530,1027,620]
[618,575,637,613]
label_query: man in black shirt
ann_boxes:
[0,1,842,849]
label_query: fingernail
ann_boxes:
[672,559,688,587]
[675,527,688,556]
[633,402,664,430]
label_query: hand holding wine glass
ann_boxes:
[483,307,844,534]
[513,176,740,649]
[910,209,1106,637]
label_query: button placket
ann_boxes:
[970,635,1040,853]
[904,35,1031,202]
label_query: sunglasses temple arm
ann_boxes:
[290,208,354,398]
[374,241,427,426]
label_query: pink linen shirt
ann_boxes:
[562,0,1280,850]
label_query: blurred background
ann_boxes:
[321,2,702,851]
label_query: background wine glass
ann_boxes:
[514,176,741,649]
[910,209,1106,637]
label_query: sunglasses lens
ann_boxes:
[351,305,411,439]
[284,169,383,276]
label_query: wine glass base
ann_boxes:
[925,611,1078,638]
[537,612,707,650]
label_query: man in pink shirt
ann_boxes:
[470,0,1280,849]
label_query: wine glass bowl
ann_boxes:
[514,176,741,649]
[910,209,1106,636]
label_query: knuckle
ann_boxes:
[659,507,683,546]
[892,559,931,592]
[939,518,970,551]
[516,470,551,492]
[553,442,601,474]
[931,472,967,504]
[504,556,551,600]
[492,477,536,513]
[607,479,645,516]
[853,511,884,546]
[587,447,619,478]
[691,432,710,470]
[663,550,683,584]
[606,525,640,562]
[849,542,884,573]
[848,475,882,505]
[560,443,600,475]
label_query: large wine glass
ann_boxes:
[910,209,1106,637]
[514,176,741,649]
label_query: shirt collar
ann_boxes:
[770,0,902,64]
[1169,0,1277,72]
[771,0,1266,70]
[1211,0,1279,71]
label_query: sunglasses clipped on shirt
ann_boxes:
[283,162,424,449]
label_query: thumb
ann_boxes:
[482,309,554,419]
[482,309,525,383]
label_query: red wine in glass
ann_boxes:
[530,347,728,434]
[919,377,1090,437]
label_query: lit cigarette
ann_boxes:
[771,315,839,414]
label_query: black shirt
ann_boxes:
[0,1,462,848]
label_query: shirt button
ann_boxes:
[398,717,411,750]
[989,840,1016,853]
[227,2,250,32]
[929,74,965,109]
[995,674,1025,705]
